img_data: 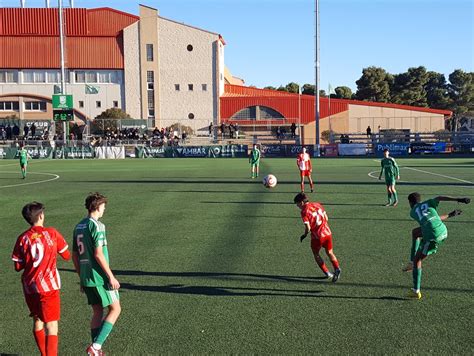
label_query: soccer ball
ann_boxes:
[263,174,277,188]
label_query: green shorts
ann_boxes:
[419,232,447,256]
[20,161,27,168]
[83,285,120,307]
[251,161,259,167]
[385,178,395,186]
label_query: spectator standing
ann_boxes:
[366,126,372,138]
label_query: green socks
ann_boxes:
[94,321,114,346]
[410,239,420,261]
[387,192,392,204]
[393,191,398,203]
[413,267,422,291]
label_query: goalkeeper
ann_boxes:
[404,193,470,299]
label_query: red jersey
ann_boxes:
[12,226,68,294]
[300,202,332,239]
[297,153,312,171]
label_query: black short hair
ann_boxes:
[294,192,309,204]
[408,192,421,205]
[85,192,108,213]
[383,149,389,153]
[22,202,45,225]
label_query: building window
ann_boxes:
[188,113,195,119]
[175,84,180,91]
[86,71,97,83]
[187,44,193,52]
[188,84,193,91]
[24,101,47,111]
[46,71,60,83]
[147,71,154,83]
[146,44,154,61]
[78,101,84,108]
[202,84,207,91]
[113,101,119,108]
[98,71,110,83]
[0,101,20,111]
[75,71,86,83]
[0,70,18,83]
[148,109,155,118]
[96,101,101,108]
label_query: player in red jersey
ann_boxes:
[11,202,70,356]
[294,193,341,282]
[296,147,314,192]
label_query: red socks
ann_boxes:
[46,335,58,356]
[331,258,340,270]
[34,329,46,356]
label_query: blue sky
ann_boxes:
[3,0,473,91]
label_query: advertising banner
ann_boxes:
[339,144,368,156]
[259,145,314,157]
[95,147,125,159]
[320,144,338,157]
[208,145,248,158]
[375,143,410,157]
[0,147,53,159]
[53,146,95,159]
[409,142,447,154]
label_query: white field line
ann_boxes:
[0,160,55,168]
[403,167,474,185]
[0,171,60,189]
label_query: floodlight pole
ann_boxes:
[314,0,320,152]
[59,0,67,143]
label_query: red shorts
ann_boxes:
[300,170,311,177]
[310,235,333,253]
[24,290,61,322]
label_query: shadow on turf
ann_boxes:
[118,282,407,300]
[59,269,473,294]
[72,179,474,187]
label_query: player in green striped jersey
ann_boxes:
[378,149,400,206]
[249,144,261,179]
[404,193,470,299]
[72,193,121,355]
[19,144,31,179]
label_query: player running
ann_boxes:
[249,144,261,179]
[12,202,70,356]
[297,147,314,193]
[72,193,121,356]
[378,148,400,206]
[404,193,470,299]
[19,143,31,179]
[294,193,341,282]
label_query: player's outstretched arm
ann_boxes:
[94,246,120,290]
[435,196,471,204]
[440,210,463,221]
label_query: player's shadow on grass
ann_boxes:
[119,282,407,301]
[59,269,473,294]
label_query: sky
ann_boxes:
[2,0,473,91]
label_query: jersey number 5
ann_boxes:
[76,234,85,255]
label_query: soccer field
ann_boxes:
[1,157,473,355]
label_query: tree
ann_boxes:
[302,84,315,95]
[390,66,429,107]
[319,90,327,98]
[92,108,131,135]
[277,85,288,92]
[285,82,300,94]
[264,86,277,90]
[425,71,452,110]
[355,66,393,102]
[447,69,474,131]
[333,86,352,99]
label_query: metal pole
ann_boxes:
[298,86,301,144]
[59,0,67,143]
[315,0,320,152]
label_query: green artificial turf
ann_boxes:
[0,157,473,354]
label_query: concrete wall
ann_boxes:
[302,111,350,144]
[348,104,445,133]
[123,22,142,120]
[157,17,219,132]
